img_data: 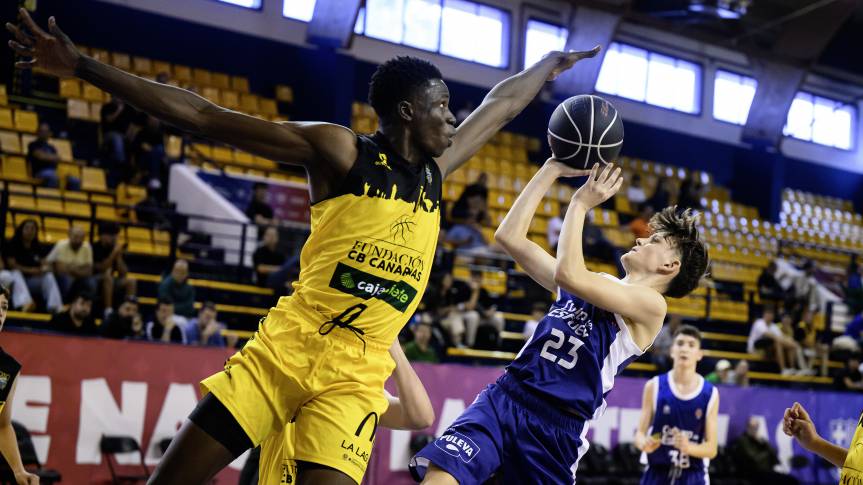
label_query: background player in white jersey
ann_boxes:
[410,161,709,484]
[635,325,719,485]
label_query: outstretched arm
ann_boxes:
[494,160,588,292]
[555,164,666,323]
[380,341,435,430]
[436,47,600,176]
[0,382,39,485]
[7,10,355,185]
[783,402,848,468]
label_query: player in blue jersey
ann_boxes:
[410,161,709,484]
[635,325,719,485]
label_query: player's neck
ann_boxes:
[378,125,425,165]
[620,271,666,293]
[670,365,698,387]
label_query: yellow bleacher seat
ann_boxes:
[117,184,147,207]
[7,183,32,194]
[0,108,14,130]
[89,101,103,120]
[59,79,82,98]
[20,133,35,150]
[231,76,250,93]
[81,83,105,103]
[276,85,294,103]
[0,131,22,154]
[2,156,29,181]
[14,111,38,133]
[193,69,212,87]
[56,164,81,187]
[174,65,192,82]
[153,61,172,77]
[66,99,90,120]
[110,52,131,70]
[81,167,108,192]
[233,151,253,166]
[201,87,220,104]
[252,156,277,170]
[36,195,64,214]
[259,99,278,116]
[64,200,91,217]
[95,204,121,221]
[212,146,234,163]
[221,91,239,110]
[52,139,73,162]
[212,73,230,90]
[8,193,35,210]
[190,143,213,159]
[43,216,68,232]
[132,57,153,75]
[240,94,259,113]
[165,135,183,159]
[90,48,110,63]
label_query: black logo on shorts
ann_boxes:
[355,411,379,442]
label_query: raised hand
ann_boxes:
[544,158,593,179]
[6,9,81,77]
[572,163,623,210]
[783,402,820,451]
[545,45,602,82]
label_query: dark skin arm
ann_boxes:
[7,10,355,202]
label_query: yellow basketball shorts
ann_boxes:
[258,425,296,485]
[200,305,394,484]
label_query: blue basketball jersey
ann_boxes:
[506,286,646,420]
[645,373,716,473]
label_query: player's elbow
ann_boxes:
[493,227,515,248]
[407,408,435,430]
[553,266,583,293]
[705,443,718,460]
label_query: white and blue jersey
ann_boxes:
[640,373,717,485]
[411,286,649,484]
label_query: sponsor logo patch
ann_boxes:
[329,262,417,312]
[433,429,480,463]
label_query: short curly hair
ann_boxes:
[368,56,443,122]
[649,206,709,298]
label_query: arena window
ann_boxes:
[712,70,757,125]
[524,19,567,69]
[354,0,509,68]
[283,0,316,21]
[218,0,262,8]
[783,92,855,150]
[595,42,701,114]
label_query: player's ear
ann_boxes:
[397,100,414,122]
[656,258,679,276]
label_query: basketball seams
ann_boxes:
[596,107,619,165]
[562,102,583,145]
[584,96,595,167]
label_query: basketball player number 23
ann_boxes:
[540,328,585,370]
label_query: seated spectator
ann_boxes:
[451,173,489,224]
[102,295,145,340]
[252,226,298,293]
[757,260,785,304]
[788,260,817,316]
[706,359,735,385]
[547,205,565,251]
[779,312,812,374]
[649,314,681,373]
[647,177,676,214]
[445,214,488,253]
[522,302,548,339]
[735,360,750,387]
[0,256,34,312]
[247,182,275,236]
[27,123,80,190]
[626,173,647,204]
[146,298,187,344]
[132,112,166,186]
[135,186,175,229]
[184,302,230,347]
[5,219,62,312]
[47,226,96,299]
[100,95,135,182]
[464,270,505,349]
[50,291,97,336]
[731,416,797,485]
[748,308,803,375]
[628,204,654,239]
[677,176,705,211]
[158,260,196,318]
[425,272,472,347]
[403,321,439,363]
[92,222,137,314]
[796,309,829,376]
[834,352,863,392]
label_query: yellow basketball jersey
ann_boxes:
[278,133,442,344]
[841,411,863,483]
[0,348,21,415]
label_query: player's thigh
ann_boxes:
[200,309,319,445]
[148,418,238,485]
[296,461,357,485]
[421,464,460,485]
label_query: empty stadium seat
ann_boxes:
[1,156,29,181]
[13,110,37,133]
[0,132,22,154]
[81,167,108,192]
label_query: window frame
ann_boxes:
[281,0,317,22]
[594,41,704,117]
[711,68,758,126]
[211,0,265,11]
[783,90,857,152]
[352,0,512,69]
[522,17,568,70]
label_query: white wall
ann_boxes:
[93,0,863,173]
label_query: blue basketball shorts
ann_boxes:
[640,466,708,485]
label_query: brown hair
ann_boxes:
[649,206,710,298]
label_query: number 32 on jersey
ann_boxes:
[540,328,585,370]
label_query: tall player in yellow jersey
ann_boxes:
[784,401,863,484]
[8,8,600,484]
